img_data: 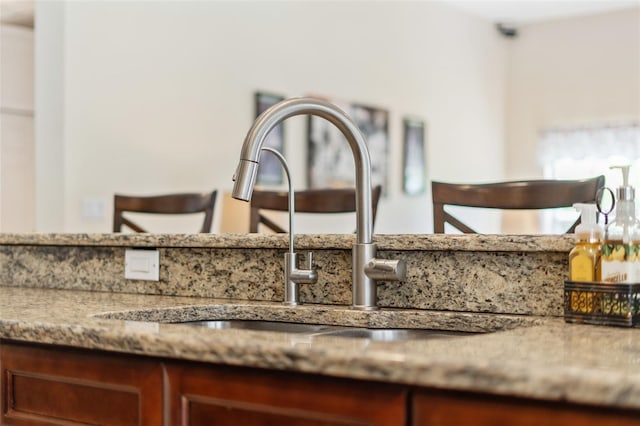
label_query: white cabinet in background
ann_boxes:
[0,23,34,232]
[0,112,34,231]
[0,24,34,111]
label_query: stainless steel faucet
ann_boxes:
[232,97,406,310]
[260,147,317,305]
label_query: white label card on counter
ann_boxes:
[125,249,160,281]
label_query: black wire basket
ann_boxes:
[564,281,640,327]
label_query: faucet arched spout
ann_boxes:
[232,97,405,311]
[231,97,373,244]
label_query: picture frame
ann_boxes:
[254,91,285,185]
[307,99,389,194]
[402,118,426,195]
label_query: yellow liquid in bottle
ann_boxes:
[569,241,600,313]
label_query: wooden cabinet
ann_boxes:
[2,341,640,426]
[1,342,405,426]
[165,362,406,426]
[412,389,640,426]
[0,342,163,425]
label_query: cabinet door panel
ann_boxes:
[185,395,374,425]
[7,371,138,424]
[1,342,163,426]
[167,363,406,426]
[413,390,640,426]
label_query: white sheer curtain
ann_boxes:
[538,123,640,166]
[537,122,640,233]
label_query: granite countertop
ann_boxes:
[1,286,638,410]
[0,232,575,252]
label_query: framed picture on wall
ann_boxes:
[402,118,426,195]
[254,91,285,185]
[307,97,389,194]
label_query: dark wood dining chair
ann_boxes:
[249,185,382,233]
[431,176,605,234]
[113,190,217,233]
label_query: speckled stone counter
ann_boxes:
[0,232,574,252]
[0,233,574,315]
[1,286,639,411]
[1,234,639,411]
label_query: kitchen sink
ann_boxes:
[174,319,476,341]
[179,319,339,334]
[319,327,473,341]
[97,304,529,342]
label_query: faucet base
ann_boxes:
[351,243,379,310]
[351,243,407,310]
[351,305,380,311]
[284,252,317,306]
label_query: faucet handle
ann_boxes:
[364,258,406,281]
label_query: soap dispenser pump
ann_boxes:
[601,165,640,283]
[569,203,602,283]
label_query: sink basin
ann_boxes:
[98,304,521,342]
[320,328,473,341]
[179,320,339,334]
[173,319,475,341]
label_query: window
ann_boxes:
[537,123,640,233]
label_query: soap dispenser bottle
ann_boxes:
[600,165,640,283]
[569,202,602,283]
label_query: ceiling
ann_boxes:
[444,0,639,24]
[0,0,638,29]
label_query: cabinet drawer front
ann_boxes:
[7,371,138,424]
[413,390,640,426]
[1,342,163,426]
[184,395,374,425]
[167,363,407,426]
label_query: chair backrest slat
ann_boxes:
[113,191,217,233]
[432,176,605,234]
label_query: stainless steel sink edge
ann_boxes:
[172,319,478,342]
[93,302,544,341]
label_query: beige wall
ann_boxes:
[32,2,640,235]
[34,1,65,232]
[506,7,640,179]
[35,0,507,234]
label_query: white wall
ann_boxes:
[35,0,507,234]
[34,0,65,232]
[506,7,640,179]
